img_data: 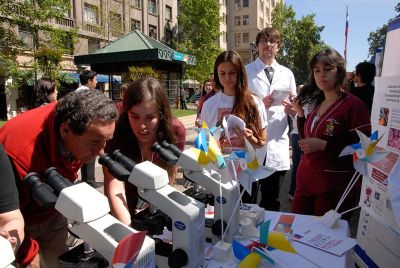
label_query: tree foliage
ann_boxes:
[272,2,326,84]
[0,0,77,90]
[123,66,160,82]
[175,0,221,81]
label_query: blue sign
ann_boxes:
[173,52,189,62]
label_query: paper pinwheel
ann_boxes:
[232,220,296,267]
[225,138,275,194]
[326,130,388,224]
[112,231,147,268]
[192,121,226,169]
[339,130,387,176]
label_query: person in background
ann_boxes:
[246,27,297,211]
[31,78,57,109]
[115,83,129,112]
[200,50,267,156]
[195,79,214,127]
[179,85,188,110]
[76,70,100,188]
[103,78,186,226]
[0,144,40,267]
[290,48,371,219]
[350,61,376,113]
[0,90,118,267]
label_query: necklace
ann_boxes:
[317,94,341,116]
[139,144,155,162]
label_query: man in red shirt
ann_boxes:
[0,90,118,267]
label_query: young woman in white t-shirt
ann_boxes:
[200,50,267,151]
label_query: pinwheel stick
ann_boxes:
[221,187,246,242]
[335,171,362,212]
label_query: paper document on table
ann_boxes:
[294,229,356,256]
[270,89,291,106]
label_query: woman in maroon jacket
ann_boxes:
[290,48,371,219]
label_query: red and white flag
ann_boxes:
[344,6,349,66]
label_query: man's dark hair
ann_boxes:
[79,70,97,85]
[256,27,281,46]
[55,90,118,135]
[355,62,376,84]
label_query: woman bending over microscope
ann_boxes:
[103,78,186,226]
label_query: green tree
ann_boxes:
[0,0,73,55]
[367,25,388,57]
[175,0,221,81]
[272,2,326,84]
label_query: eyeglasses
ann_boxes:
[259,39,278,46]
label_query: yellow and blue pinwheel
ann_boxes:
[192,122,226,169]
[232,220,296,267]
[339,130,387,176]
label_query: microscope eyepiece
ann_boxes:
[151,142,179,166]
[98,153,130,182]
[160,140,182,157]
[112,149,136,171]
[24,172,58,208]
[45,167,73,195]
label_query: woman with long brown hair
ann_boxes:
[103,78,186,226]
[200,50,267,152]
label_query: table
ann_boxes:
[205,210,355,268]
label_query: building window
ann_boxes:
[131,19,141,31]
[272,0,276,7]
[235,33,240,47]
[165,29,172,45]
[149,24,157,39]
[259,0,264,11]
[165,5,172,20]
[148,0,157,15]
[243,33,249,43]
[222,0,227,6]
[84,3,98,24]
[235,0,240,8]
[18,26,34,49]
[130,0,140,9]
[110,12,123,37]
[235,16,241,26]
[243,0,249,7]
[222,31,227,42]
[88,38,101,53]
[259,17,263,28]
[243,15,249,25]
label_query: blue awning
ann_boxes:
[65,73,121,83]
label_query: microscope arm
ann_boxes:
[152,142,240,243]
[99,153,206,268]
[24,171,155,267]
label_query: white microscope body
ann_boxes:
[0,236,15,268]
[24,170,155,268]
[99,153,205,268]
[152,142,240,244]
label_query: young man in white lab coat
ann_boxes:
[245,27,297,211]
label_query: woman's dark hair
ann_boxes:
[214,50,264,141]
[31,78,56,108]
[297,48,346,106]
[115,78,176,180]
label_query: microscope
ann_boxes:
[151,141,240,244]
[0,236,15,268]
[24,168,155,267]
[98,150,205,268]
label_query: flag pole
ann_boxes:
[344,6,349,68]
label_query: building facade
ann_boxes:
[225,0,282,64]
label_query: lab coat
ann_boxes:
[246,58,296,171]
